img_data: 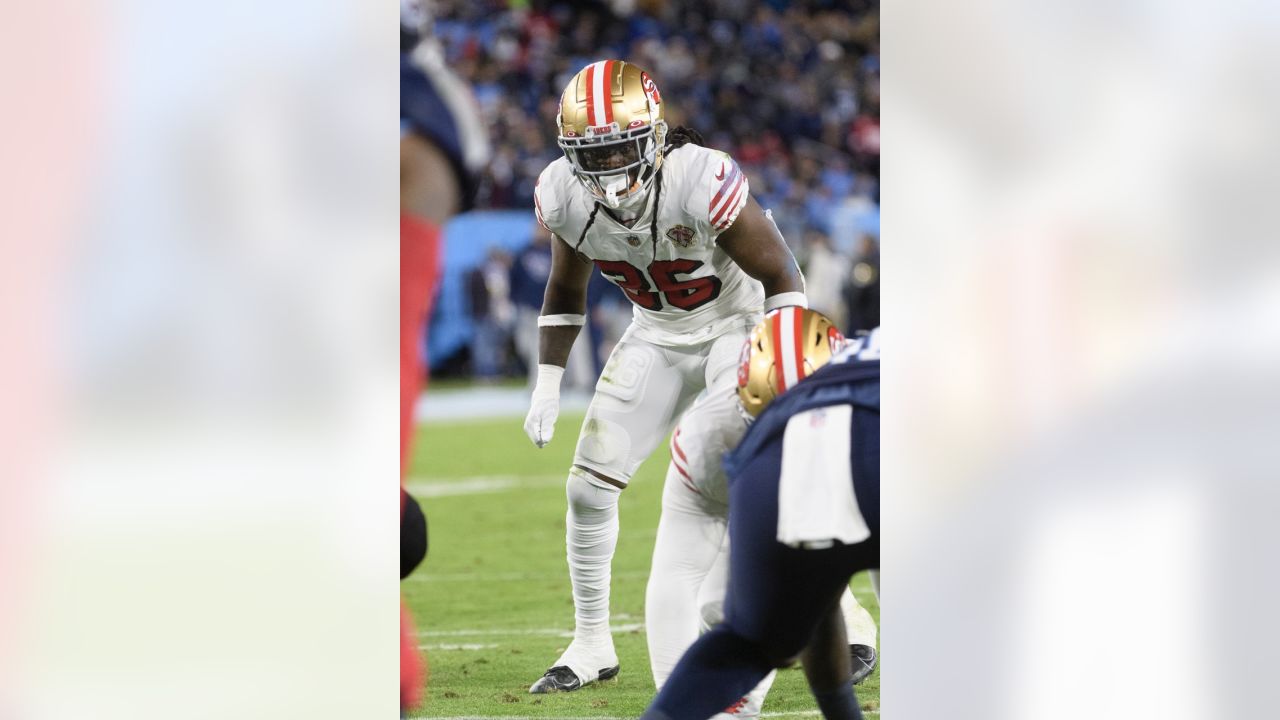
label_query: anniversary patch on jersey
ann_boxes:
[666,225,695,248]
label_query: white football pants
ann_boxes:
[557,319,754,677]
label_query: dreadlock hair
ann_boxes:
[572,202,602,261]
[646,126,703,261]
[648,167,664,263]
[665,125,705,149]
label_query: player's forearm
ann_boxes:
[537,325,581,368]
[759,259,805,299]
[538,272,588,367]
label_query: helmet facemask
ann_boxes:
[558,120,666,209]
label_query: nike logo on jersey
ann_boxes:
[715,163,726,181]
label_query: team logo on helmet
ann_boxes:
[736,338,753,389]
[641,72,662,106]
[827,326,846,352]
[666,225,695,248]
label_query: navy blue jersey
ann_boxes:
[724,329,880,482]
[645,330,880,720]
[400,49,488,210]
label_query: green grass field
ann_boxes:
[404,406,880,718]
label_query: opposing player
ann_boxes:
[400,5,489,710]
[645,309,879,718]
[522,60,807,693]
[642,322,881,720]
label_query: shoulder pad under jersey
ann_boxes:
[534,159,577,235]
[670,144,750,237]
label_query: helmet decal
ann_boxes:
[827,326,846,353]
[737,338,753,389]
[641,71,662,105]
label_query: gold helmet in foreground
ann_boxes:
[557,59,667,208]
[737,307,847,418]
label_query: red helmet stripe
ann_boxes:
[771,310,786,394]
[792,307,807,382]
[601,60,614,124]
[583,61,609,129]
[777,307,801,390]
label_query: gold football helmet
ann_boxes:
[737,307,848,418]
[557,60,667,208]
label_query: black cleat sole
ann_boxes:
[529,664,620,694]
[850,645,878,685]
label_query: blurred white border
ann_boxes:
[887,0,1278,716]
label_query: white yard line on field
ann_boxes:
[418,622,645,638]
[419,643,500,650]
[405,569,649,583]
[404,475,564,498]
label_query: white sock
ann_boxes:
[561,467,621,674]
[647,465,727,687]
[841,586,879,648]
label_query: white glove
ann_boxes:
[524,364,565,448]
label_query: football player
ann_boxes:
[641,320,881,720]
[645,309,878,719]
[400,4,489,711]
[522,60,808,693]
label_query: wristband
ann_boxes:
[534,364,566,394]
[537,314,586,327]
[764,292,808,312]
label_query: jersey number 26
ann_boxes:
[596,259,723,312]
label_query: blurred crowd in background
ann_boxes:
[425,0,880,383]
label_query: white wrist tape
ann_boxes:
[534,364,565,392]
[764,292,809,312]
[537,314,586,327]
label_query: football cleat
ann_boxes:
[710,695,755,720]
[528,663,620,694]
[850,644,878,685]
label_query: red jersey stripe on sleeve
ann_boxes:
[709,162,742,220]
[714,179,748,229]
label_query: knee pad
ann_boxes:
[567,466,622,512]
[575,417,634,477]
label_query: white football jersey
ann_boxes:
[535,144,765,346]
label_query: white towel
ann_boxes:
[776,405,872,549]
